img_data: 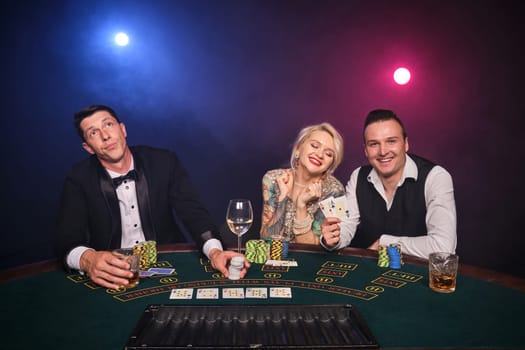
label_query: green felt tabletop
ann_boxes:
[1,249,524,349]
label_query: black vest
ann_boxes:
[352,154,435,248]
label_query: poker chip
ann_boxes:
[393,243,404,266]
[377,245,389,267]
[264,238,273,259]
[387,244,403,269]
[228,256,244,280]
[281,240,289,258]
[245,240,267,264]
[270,240,284,260]
[133,240,157,269]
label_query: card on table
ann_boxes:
[169,288,194,300]
[245,287,268,299]
[148,268,175,275]
[222,288,245,299]
[265,260,298,267]
[269,287,292,298]
[139,270,156,277]
[196,288,219,299]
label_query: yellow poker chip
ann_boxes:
[133,241,157,269]
[377,245,390,267]
[270,240,284,260]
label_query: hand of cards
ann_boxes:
[319,195,349,219]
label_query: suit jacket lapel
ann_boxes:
[98,164,122,249]
[134,153,157,241]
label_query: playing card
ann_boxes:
[196,288,219,299]
[245,287,268,299]
[222,288,245,299]
[139,270,156,277]
[319,196,335,217]
[148,268,175,275]
[265,260,299,267]
[269,287,292,298]
[333,195,349,219]
[169,288,193,299]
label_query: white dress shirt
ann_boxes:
[322,155,457,259]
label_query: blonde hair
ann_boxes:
[289,122,344,175]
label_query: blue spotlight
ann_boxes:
[114,32,129,46]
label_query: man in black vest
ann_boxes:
[321,109,456,258]
[55,105,250,289]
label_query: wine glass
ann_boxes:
[226,199,253,253]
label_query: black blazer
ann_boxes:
[54,145,222,262]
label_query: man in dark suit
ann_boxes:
[55,105,249,289]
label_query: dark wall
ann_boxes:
[2,0,524,277]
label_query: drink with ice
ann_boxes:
[428,252,459,293]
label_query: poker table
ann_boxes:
[1,244,524,349]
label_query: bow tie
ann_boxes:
[112,169,138,188]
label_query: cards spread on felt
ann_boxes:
[196,288,219,299]
[167,287,293,300]
[170,288,193,299]
[270,287,292,298]
[245,287,268,299]
[222,288,245,299]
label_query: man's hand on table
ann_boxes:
[367,239,380,251]
[209,248,251,279]
[80,249,133,290]
[321,217,341,247]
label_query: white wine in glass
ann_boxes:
[226,199,253,253]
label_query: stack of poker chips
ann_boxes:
[386,244,404,269]
[269,239,289,260]
[282,240,289,258]
[270,240,284,260]
[377,245,390,267]
[133,240,157,270]
[264,238,272,258]
[244,240,268,264]
[228,256,244,280]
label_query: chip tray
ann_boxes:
[125,304,379,349]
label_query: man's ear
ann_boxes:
[405,137,409,153]
[120,123,127,138]
[82,142,95,155]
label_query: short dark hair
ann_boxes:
[363,109,407,142]
[74,105,120,141]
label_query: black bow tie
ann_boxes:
[112,169,138,187]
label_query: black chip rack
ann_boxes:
[125,304,379,349]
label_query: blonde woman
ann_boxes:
[260,123,345,244]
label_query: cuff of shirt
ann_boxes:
[202,238,223,259]
[319,236,338,251]
[378,234,398,247]
[66,246,93,273]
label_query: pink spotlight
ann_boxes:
[393,67,411,85]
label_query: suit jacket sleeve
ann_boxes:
[54,170,92,263]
